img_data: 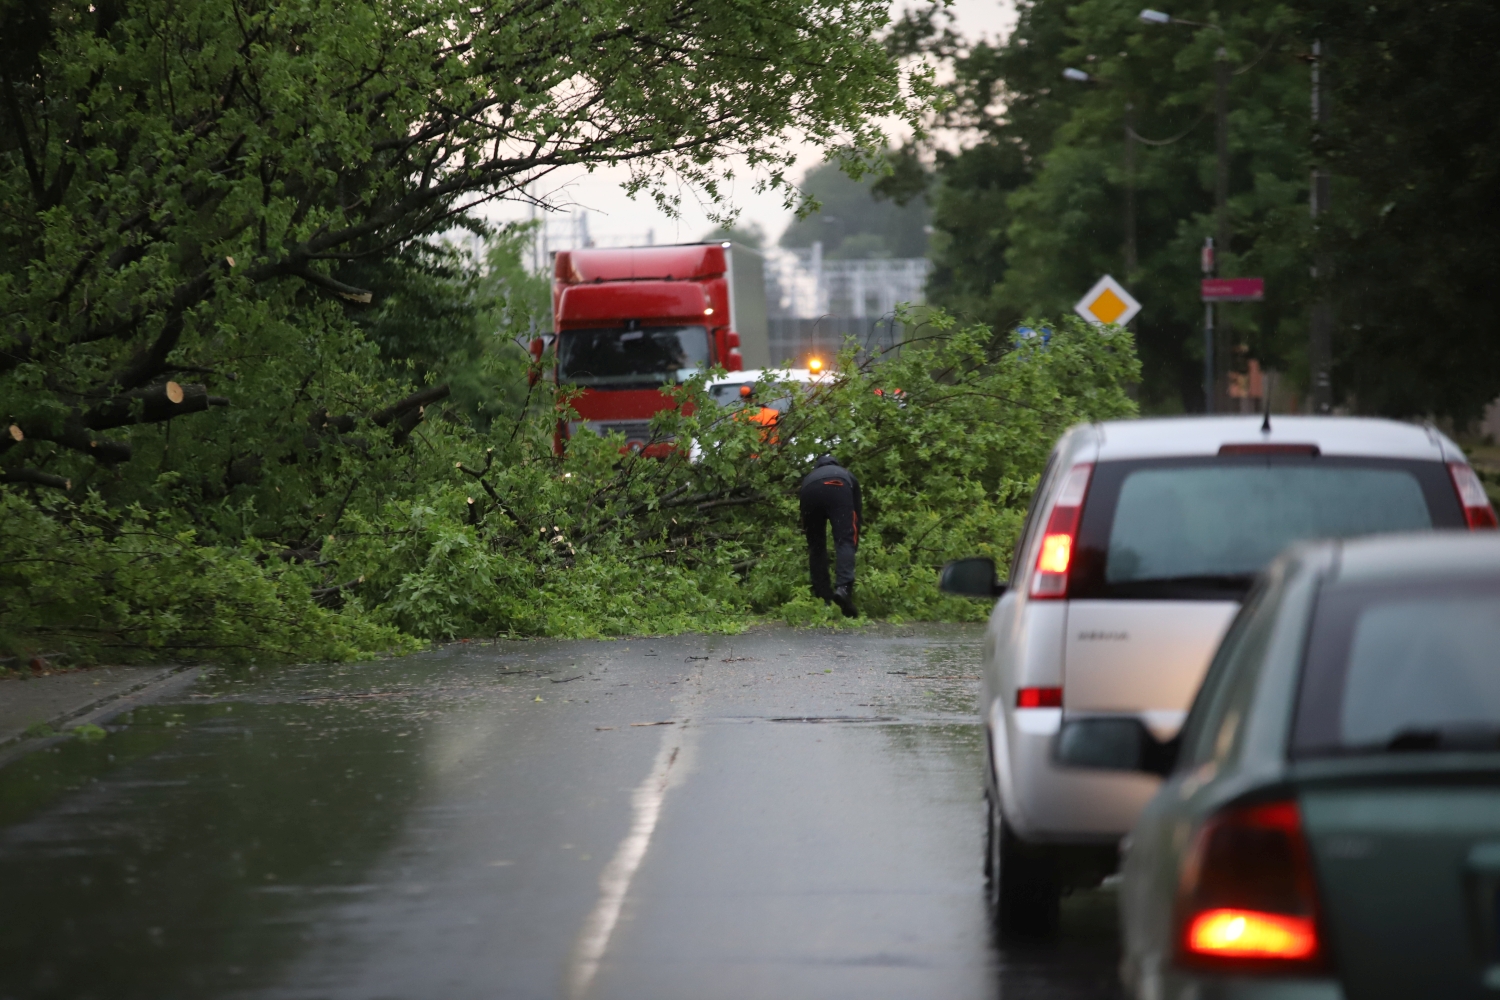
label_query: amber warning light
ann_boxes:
[808,358,824,373]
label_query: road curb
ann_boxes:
[0,666,202,769]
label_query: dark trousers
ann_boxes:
[799,478,858,597]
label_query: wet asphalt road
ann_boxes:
[0,625,1123,1000]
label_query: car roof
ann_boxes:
[1079,415,1458,462]
[705,368,820,386]
[1325,531,1500,586]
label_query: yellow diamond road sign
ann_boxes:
[1074,275,1141,327]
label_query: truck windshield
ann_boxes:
[1293,580,1500,756]
[1071,456,1463,600]
[557,326,710,388]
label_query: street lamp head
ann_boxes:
[1062,67,1092,83]
[1139,8,1172,24]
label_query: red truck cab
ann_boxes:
[539,242,769,452]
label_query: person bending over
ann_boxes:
[799,454,861,618]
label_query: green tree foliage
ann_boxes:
[0,0,1146,666]
[340,227,552,429]
[0,0,922,491]
[1,297,1139,659]
[903,1,1314,412]
[1304,0,1500,423]
[1,490,410,662]
[779,158,930,259]
[324,314,1141,639]
[905,0,1500,422]
[0,0,931,662]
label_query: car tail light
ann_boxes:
[1030,463,1092,599]
[1016,686,1062,708]
[1448,463,1498,529]
[1177,799,1323,970]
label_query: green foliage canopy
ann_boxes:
[1,302,1139,660]
[901,0,1500,423]
[0,0,1150,667]
[779,158,931,260]
[324,313,1141,640]
[1303,0,1500,423]
[0,0,926,489]
[900,0,1311,413]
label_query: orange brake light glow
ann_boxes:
[1037,533,1073,574]
[1186,909,1317,961]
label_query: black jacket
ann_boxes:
[799,456,863,520]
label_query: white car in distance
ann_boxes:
[691,366,833,461]
[704,365,829,411]
[939,415,1497,938]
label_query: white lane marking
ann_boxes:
[567,719,696,999]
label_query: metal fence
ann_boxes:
[766,317,906,368]
[763,245,929,366]
[764,246,930,320]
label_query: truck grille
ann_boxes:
[577,421,655,444]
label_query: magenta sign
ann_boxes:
[1201,278,1265,302]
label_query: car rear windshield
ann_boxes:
[1292,580,1500,756]
[1072,457,1463,600]
[708,382,795,412]
[557,326,709,388]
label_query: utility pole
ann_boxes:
[1124,101,1139,277]
[1308,40,1333,413]
[1202,236,1215,412]
[1213,46,1231,412]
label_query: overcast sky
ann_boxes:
[489,1,1017,252]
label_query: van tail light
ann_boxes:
[1016,686,1062,708]
[1030,463,1092,599]
[1177,799,1323,971]
[1448,463,1498,529]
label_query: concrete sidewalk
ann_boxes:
[0,666,200,758]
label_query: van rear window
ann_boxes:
[1071,457,1463,600]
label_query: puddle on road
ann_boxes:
[0,693,436,999]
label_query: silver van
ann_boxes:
[940,415,1497,936]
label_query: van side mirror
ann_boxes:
[939,557,1008,598]
[1054,717,1179,777]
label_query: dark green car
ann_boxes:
[1063,532,1500,999]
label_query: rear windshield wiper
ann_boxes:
[1384,725,1500,752]
[1104,573,1256,595]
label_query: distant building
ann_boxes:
[763,242,930,368]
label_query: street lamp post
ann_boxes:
[1202,236,1215,412]
[1212,47,1230,412]
[1309,40,1333,413]
[1125,101,1138,275]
